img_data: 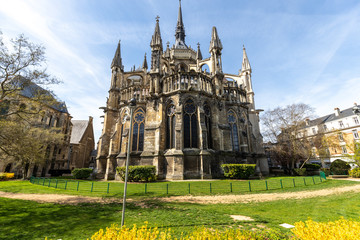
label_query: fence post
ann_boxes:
[320,176,322,182]
[280,179,283,189]
[293,178,295,187]
[77,181,80,191]
[55,179,58,189]
[312,176,315,185]
[188,183,191,194]
[303,178,306,186]
[230,183,233,193]
[166,184,169,195]
[248,181,252,192]
[145,183,147,194]
[48,178,51,187]
[265,180,268,190]
[43,178,46,186]
[210,183,212,193]
[107,183,110,194]
[37,178,40,184]
[91,182,94,192]
[65,180,68,190]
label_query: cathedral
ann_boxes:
[96,1,269,180]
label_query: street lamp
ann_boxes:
[352,103,360,116]
[121,95,137,227]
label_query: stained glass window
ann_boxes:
[228,110,239,151]
[132,108,145,151]
[184,99,198,148]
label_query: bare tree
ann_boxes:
[261,103,315,173]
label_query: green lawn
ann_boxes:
[1,183,360,240]
[1,176,356,198]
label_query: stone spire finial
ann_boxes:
[209,26,223,52]
[196,42,203,60]
[174,0,187,48]
[241,45,251,72]
[142,53,148,69]
[150,16,163,48]
[111,40,123,70]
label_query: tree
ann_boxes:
[0,31,63,178]
[261,103,315,174]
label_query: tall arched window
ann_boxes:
[228,110,239,151]
[204,103,213,149]
[166,104,176,149]
[183,99,198,148]
[132,108,145,151]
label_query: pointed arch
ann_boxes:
[166,103,176,149]
[132,108,145,151]
[228,110,240,151]
[183,99,198,148]
[203,102,213,149]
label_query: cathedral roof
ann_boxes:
[70,119,90,144]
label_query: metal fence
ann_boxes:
[30,173,327,196]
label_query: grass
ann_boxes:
[4,176,357,199]
[1,180,360,239]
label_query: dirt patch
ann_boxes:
[1,178,360,205]
[230,215,254,221]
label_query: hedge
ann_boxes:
[294,168,307,176]
[71,168,93,179]
[221,164,256,179]
[330,160,350,175]
[116,165,156,182]
[303,163,321,170]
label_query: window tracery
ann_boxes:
[132,108,145,151]
[166,104,176,149]
[228,110,240,151]
[183,99,198,148]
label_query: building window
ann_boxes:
[353,130,359,139]
[228,110,240,151]
[354,117,359,125]
[183,99,198,148]
[166,104,176,149]
[339,121,344,128]
[338,133,344,142]
[312,128,316,135]
[341,145,347,154]
[204,103,213,149]
[132,108,145,151]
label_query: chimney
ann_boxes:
[334,108,340,116]
[305,118,310,126]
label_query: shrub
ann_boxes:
[330,159,350,175]
[0,172,14,181]
[294,168,306,176]
[71,168,93,179]
[116,165,157,182]
[349,168,360,178]
[303,163,321,170]
[292,217,360,240]
[90,223,290,240]
[221,164,256,179]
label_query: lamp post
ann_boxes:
[121,96,136,227]
[352,103,360,116]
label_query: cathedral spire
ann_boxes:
[209,26,223,53]
[111,40,123,70]
[174,0,187,48]
[241,45,251,72]
[150,16,163,48]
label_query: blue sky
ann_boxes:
[1,0,360,141]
